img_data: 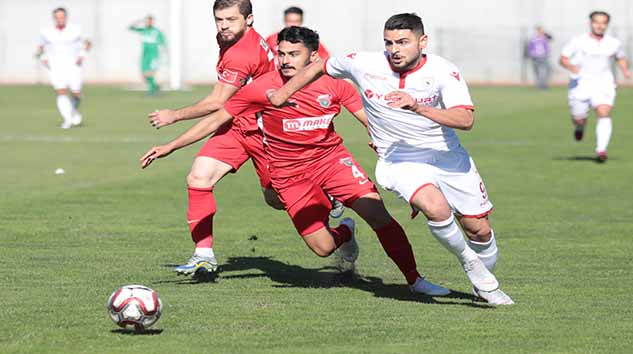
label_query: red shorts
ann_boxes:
[196,123,271,188]
[272,145,378,236]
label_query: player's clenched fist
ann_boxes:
[385,91,421,112]
[148,109,177,129]
[140,144,174,168]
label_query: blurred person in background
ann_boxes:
[129,15,166,96]
[560,11,630,162]
[36,7,91,129]
[265,6,329,66]
[527,26,552,90]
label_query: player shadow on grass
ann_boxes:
[214,256,491,308]
[553,156,614,163]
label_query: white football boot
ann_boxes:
[463,257,499,292]
[337,218,358,263]
[71,110,82,126]
[410,277,451,296]
[473,287,515,306]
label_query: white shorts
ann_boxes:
[568,79,616,117]
[49,64,82,92]
[375,150,493,218]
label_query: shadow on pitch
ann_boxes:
[111,328,163,336]
[214,256,491,308]
[553,156,611,163]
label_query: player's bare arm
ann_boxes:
[617,57,631,79]
[148,82,239,129]
[140,109,234,168]
[350,109,369,128]
[268,60,324,107]
[34,45,49,68]
[385,90,474,130]
[559,56,580,74]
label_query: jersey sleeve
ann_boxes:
[324,53,357,80]
[560,38,577,58]
[439,63,474,110]
[223,79,268,118]
[336,80,363,113]
[217,50,254,88]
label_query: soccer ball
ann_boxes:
[107,285,162,330]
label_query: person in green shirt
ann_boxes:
[129,15,166,95]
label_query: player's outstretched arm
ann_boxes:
[140,109,234,168]
[559,56,580,74]
[148,82,239,129]
[268,60,324,107]
[617,58,631,79]
[385,91,475,130]
[350,109,369,128]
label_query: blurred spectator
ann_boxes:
[527,26,553,90]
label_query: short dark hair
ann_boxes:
[284,6,303,17]
[53,7,67,15]
[277,26,319,52]
[384,13,425,36]
[213,0,252,19]
[589,11,610,23]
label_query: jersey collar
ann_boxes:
[385,53,427,89]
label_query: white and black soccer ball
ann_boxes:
[107,285,162,330]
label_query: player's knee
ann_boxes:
[56,89,68,96]
[463,219,492,242]
[310,243,334,257]
[263,188,285,210]
[186,170,214,188]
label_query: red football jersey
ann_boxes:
[265,31,330,69]
[216,28,275,131]
[224,70,363,178]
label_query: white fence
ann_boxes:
[1,0,632,85]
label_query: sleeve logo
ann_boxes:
[450,71,461,81]
[220,68,238,83]
[346,53,357,59]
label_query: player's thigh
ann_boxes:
[436,155,493,220]
[456,215,492,242]
[68,66,82,93]
[196,124,250,176]
[49,68,68,92]
[349,192,393,230]
[317,148,377,207]
[187,156,233,188]
[569,98,590,120]
[375,159,449,220]
[274,178,331,238]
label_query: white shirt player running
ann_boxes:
[561,33,625,111]
[39,23,85,91]
[325,52,492,217]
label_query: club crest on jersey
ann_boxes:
[339,157,353,167]
[421,77,435,88]
[317,94,332,108]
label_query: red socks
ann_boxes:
[330,224,352,248]
[374,219,421,285]
[187,186,216,249]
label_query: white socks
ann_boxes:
[595,117,612,153]
[56,95,73,125]
[195,247,215,259]
[466,230,498,272]
[427,215,478,264]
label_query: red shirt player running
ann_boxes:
[141,26,450,296]
[265,6,329,68]
[144,0,280,278]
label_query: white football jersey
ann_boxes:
[325,52,474,162]
[39,23,83,67]
[561,33,625,82]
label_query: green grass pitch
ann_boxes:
[1,84,632,354]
